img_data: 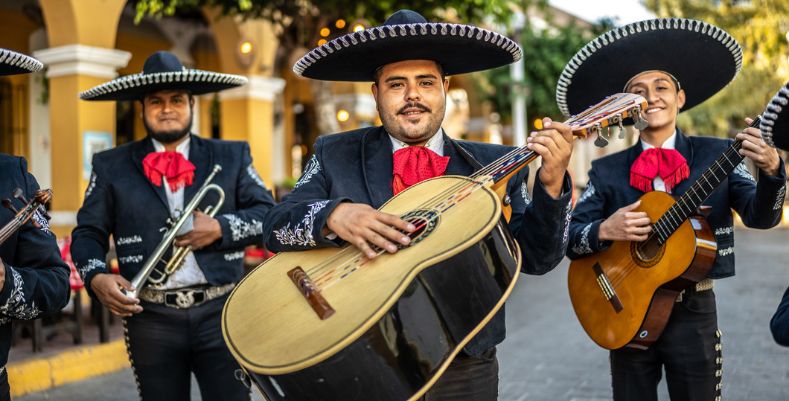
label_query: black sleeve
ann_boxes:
[567,166,612,260]
[728,157,786,229]
[213,143,276,250]
[0,158,70,322]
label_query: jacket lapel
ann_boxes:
[131,137,169,210]
[184,135,214,204]
[361,127,395,208]
[670,129,696,195]
[445,136,480,176]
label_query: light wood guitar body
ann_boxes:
[567,191,717,350]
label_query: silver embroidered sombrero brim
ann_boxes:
[760,81,789,151]
[80,51,247,101]
[556,18,742,117]
[0,48,43,76]
[293,9,521,81]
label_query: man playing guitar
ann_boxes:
[560,19,786,401]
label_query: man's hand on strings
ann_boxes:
[326,203,414,259]
[528,117,574,198]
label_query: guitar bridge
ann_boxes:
[287,267,335,320]
[593,263,623,313]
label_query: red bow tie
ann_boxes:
[392,146,450,195]
[142,151,196,191]
[630,147,689,193]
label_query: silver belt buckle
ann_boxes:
[174,289,197,309]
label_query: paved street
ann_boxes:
[19,228,789,401]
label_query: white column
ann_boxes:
[34,44,131,79]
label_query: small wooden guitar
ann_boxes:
[222,93,647,401]
[1,188,52,246]
[568,117,765,350]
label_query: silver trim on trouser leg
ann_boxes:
[122,318,143,400]
[714,329,723,401]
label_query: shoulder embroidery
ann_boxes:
[733,161,755,182]
[294,155,321,190]
[578,183,596,204]
[0,267,42,324]
[520,182,532,205]
[85,171,97,198]
[221,214,264,242]
[246,164,266,188]
[31,210,52,236]
[571,222,593,255]
[78,258,106,282]
[116,235,142,246]
[774,185,786,211]
[273,200,331,247]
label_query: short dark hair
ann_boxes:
[372,61,446,85]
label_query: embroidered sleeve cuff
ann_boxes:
[314,198,353,247]
[77,259,108,298]
[0,263,17,305]
[270,198,352,249]
[217,214,264,248]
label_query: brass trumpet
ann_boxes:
[127,164,225,298]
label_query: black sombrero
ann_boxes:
[556,18,742,117]
[80,51,247,101]
[0,48,43,76]
[760,81,789,151]
[293,9,521,81]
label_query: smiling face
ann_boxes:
[625,71,686,136]
[371,59,449,146]
[142,90,194,144]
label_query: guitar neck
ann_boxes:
[653,118,760,243]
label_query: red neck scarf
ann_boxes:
[630,147,689,193]
[142,151,196,192]
[392,146,450,195]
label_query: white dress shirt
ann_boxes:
[151,137,209,289]
[388,128,445,155]
[640,130,678,193]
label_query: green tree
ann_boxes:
[644,0,789,136]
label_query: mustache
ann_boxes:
[398,102,431,114]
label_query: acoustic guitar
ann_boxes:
[222,93,647,401]
[567,117,767,350]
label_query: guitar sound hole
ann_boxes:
[400,209,439,248]
[631,237,664,267]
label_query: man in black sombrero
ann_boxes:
[71,51,275,401]
[265,9,574,400]
[562,19,786,400]
[0,49,70,400]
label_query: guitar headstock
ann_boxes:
[566,93,649,148]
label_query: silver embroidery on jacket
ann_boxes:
[85,171,97,198]
[273,200,331,247]
[294,155,320,190]
[119,255,144,264]
[714,226,733,236]
[116,235,142,246]
[31,210,52,236]
[520,182,532,205]
[774,185,786,211]
[78,258,106,281]
[222,214,264,242]
[733,161,755,182]
[0,268,42,324]
[562,203,572,244]
[571,223,593,255]
[718,247,734,257]
[224,251,245,261]
[246,164,266,188]
[578,183,596,204]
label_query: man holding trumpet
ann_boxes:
[71,51,275,401]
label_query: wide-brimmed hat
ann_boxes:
[760,81,789,151]
[556,18,742,117]
[0,48,43,76]
[80,51,247,101]
[293,9,521,81]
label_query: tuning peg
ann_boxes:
[2,199,18,214]
[632,111,649,131]
[594,133,609,148]
[618,117,626,139]
[12,188,28,204]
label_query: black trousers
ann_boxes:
[421,347,499,401]
[124,294,249,401]
[611,289,722,401]
[0,368,8,401]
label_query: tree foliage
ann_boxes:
[644,0,789,136]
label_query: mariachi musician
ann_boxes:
[0,49,71,401]
[71,51,275,401]
[263,10,574,400]
[561,19,786,401]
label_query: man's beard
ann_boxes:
[144,118,192,144]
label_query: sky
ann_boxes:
[549,0,655,25]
